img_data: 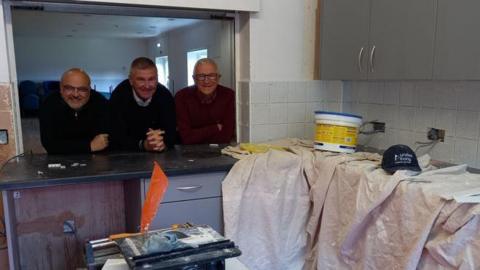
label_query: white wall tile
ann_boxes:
[353,103,370,120]
[368,81,384,104]
[239,124,250,143]
[455,110,480,139]
[287,103,306,123]
[396,106,416,130]
[430,138,454,163]
[288,123,306,138]
[453,138,478,167]
[383,81,400,105]
[382,128,397,150]
[414,107,436,132]
[396,130,416,149]
[434,109,456,136]
[306,81,324,102]
[457,81,480,111]
[413,132,432,156]
[475,146,480,169]
[324,80,342,92]
[416,81,437,108]
[237,81,250,105]
[269,82,288,103]
[288,81,306,103]
[367,104,384,122]
[380,104,397,129]
[250,82,269,104]
[269,103,288,124]
[434,81,457,109]
[251,104,270,125]
[306,102,322,122]
[361,132,386,150]
[269,124,288,140]
[305,123,315,140]
[325,81,342,102]
[399,81,416,106]
[349,81,363,102]
[342,81,353,103]
[342,102,353,115]
[340,80,480,166]
[358,81,370,104]
[250,124,270,142]
[240,104,250,125]
[325,102,342,112]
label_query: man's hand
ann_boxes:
[216,123,223,131]
[144,129,166,152]
[90,134,109,152]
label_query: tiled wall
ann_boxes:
[0,83,17,162]
[240,80,342,142]
[0,83,17,259]
[342,81,480,168]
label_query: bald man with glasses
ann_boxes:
[39,68,110,154]
[175,58,235,144]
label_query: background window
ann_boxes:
[156,56,169,88]
[187,49,208,85]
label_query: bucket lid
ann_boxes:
[314,111,362,119]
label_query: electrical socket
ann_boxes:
[427,128,445,142]
[0,129,8,145]
[372,121,386,133]
[63,220,76,234]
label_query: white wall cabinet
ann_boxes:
[319,0,436,80]
[434,0,480,80]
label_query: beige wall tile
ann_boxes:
[0,83,12,110]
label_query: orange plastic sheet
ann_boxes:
[140,161,169,232]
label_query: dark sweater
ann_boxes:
[175,85,235,144]
[109,80,176,151]
[39,90,109,154]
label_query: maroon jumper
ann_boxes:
[175,85,235,144]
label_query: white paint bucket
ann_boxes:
[314,111,363,153]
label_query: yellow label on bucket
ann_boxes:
[315,124,358,146]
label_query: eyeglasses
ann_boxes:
[62,85,90,95]
[193,73,220,81]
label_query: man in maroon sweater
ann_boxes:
[175,58,235,144]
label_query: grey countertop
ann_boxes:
[0,144,237,190]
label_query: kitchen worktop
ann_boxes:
[0,144,237,190]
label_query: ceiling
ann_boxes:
[12,9,201,39]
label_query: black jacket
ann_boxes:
[109,80,176,151]
[39,91,109,154]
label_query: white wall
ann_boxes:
[14,36,148,92]
[152,20,234,93]
[249,0,310,81]
[0,5,10,83]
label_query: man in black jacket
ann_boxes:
[39,68,109,154]
[109,57,176,152]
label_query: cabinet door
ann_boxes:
[434,0,480,79]
[368,0,436,79]
[151,197,223,234]
[319,0,370,80]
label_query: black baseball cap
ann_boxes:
[381,144,421,174]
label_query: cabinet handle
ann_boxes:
[357,47,364,72]
[176,185,202,192]
[369,45,376,72]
